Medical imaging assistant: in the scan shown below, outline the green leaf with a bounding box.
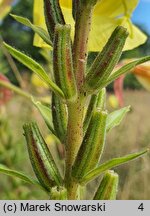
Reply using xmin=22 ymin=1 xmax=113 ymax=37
xmin=3 ymin=42 xmax=64 ymax=98
xmin=103 ymin=56 xmax=150 ymax=87
xmin=32 ymin=98 xmax=54 ymax=133
xmin=10 ymin=14 xmax=52 ymax=46
xmin=106 ymin=106 xmax=130 ymax=132
xmin=80 ymin=149 xmax=148 ymax=184
xmin=0 ymin=164 xmax=45 ymax=191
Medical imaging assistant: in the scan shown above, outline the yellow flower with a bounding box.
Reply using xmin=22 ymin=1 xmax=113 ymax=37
xmin=33 ymin=0 xmax=147 ymax=51
xmin=0 ymin=0 xmax=13 ymax=20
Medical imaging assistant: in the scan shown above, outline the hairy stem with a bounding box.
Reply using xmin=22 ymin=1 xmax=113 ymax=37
xmin=64 ymin=3 xmax=93 ymax=200
xmin=73 ymin=5 xmax=93 ymax=90
xmin=65 ymin=95 xmax=85 ymax=199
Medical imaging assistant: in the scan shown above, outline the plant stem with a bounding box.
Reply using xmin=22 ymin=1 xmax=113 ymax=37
xmin=73 ymin=5 xmax=93 ymax=90
xmin=65 ymin=96 xmax=85 ymax=199
xmin=64 ymin=3 xmax=93 ymax=200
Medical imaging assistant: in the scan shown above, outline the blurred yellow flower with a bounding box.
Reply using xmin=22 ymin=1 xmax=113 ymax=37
xmin=33 ymin=0 xmax=147 ymax=51
xmin=0 ymin=0 xmax=13 ymax=20
xmin=108 ymin=95 xmax=119 ymax=109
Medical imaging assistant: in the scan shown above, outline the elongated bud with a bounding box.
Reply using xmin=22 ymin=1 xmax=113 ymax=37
xmin=43 ymin=0 xmax=65 ymax=41
xmin=52 ymin=93 xmax=67 ymax=143
xmin=53 ymin=24 xmax=77 ymax=102
xmin=72 ymin=110 xmax=107 ymax=179
xmin=72 ymin=0 xmax=81 ymax=20
xmin=93 ymin=170 xmax=119 ymax=200
xmin=23 ymin=122 xmax=63 ymax=191
xmin=83 ymin=88 xmax=106 ymax=134
xmin=85 ymin=26 xmax=128 ymax=93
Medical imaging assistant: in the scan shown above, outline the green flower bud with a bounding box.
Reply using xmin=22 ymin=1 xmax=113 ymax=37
xmin=53 ymin=24 xmax=77 ymax=102
xmin=43 ymin=0 xmax=65 ymax=41
xmin=93 ymin=170 xmax=119 ymax=200
xmin=85 ymin=26 xmax=128 ymax=93
xmin=72 ymin=110 xmax=107 ymax=179
xmin=52 ymin=92 xmax=67 ymax=143
xmin=23 ymin=122 xmax=63 ymax=192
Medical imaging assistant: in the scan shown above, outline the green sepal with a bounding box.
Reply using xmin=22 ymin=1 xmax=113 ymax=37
xmin=10 ymin=14 xmax=52 ymax=46
xmin=23 ymin=122 xmax=63 ymax=191
xmin=80 ymin=149 xmax=148 ymax=184
xmin=93 ymin=170 xmax=119 ymax=200
xmin=50 ymin=186 xmax=67 ymax=200
xmin=52 ymin=93 xmax=67 ymax=143
xmin=53 ymin=24 xmax=77 ymax=102
xmin=72 ymin=110 xmax=107 ymax=179
xmin=3 ymin=42 xmax=64 ymax=99
xmin=44 ymin=0 xmax=65 ymax=41
xmin=106 ymin=106 xmax=130 ymax=132
xmin=84 ymin=26 xmax=128 ymax=93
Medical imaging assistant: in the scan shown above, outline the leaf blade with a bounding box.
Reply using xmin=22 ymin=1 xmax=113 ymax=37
xmin=107 ymin=106 xmax=130 ymax=132
xmin=10 ymin=14 xmax=52 ymax=46
xmin=0 ymin=164 xmax=45 ymax=191
xmin=80 ymin=149 xmax=148 ymax=184
xmin=103 ymin=56 xmax=150 ymax=87
xmin=3 ymin=42 xmax=64 ymax=98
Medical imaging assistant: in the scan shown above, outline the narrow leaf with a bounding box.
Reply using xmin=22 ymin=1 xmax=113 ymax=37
xmin=10 ymin=14 xmax=52 ymax=46
xmin=32 ymin=98 xmax=54 ymax=134
xmin=0 ymin=164 xmax=44 ymax=191
xmin=3 ymin=42 xmax=64 ymax=98
xmin=103 ymin=56 xmax=150 ymax=88
xmin=80 ymin=149 xmax=148 ymax=184
xmin=107 ymin=106 xmax=130 ymax=132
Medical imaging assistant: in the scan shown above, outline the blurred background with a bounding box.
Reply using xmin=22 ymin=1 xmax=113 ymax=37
xmin=0 ymin=0 xmax=150 ymax=199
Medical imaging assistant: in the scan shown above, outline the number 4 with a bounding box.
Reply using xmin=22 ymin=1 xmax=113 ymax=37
xmin=138 ymin=203 xmax=144 ymax=211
